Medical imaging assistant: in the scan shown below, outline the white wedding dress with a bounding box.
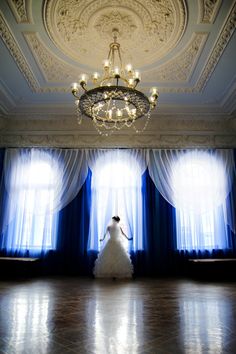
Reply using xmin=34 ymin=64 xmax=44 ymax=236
xmin=93 ymin=224 xmax=133 ymax=278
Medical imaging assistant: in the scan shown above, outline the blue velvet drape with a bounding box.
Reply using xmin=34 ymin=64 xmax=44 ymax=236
xmin=0 ymin=149 xmax=6 ymax=243
xmin=0 ymin=149 xmax=5 ymax=174
xmin=131 ymin=169 xmax=177 ymax=276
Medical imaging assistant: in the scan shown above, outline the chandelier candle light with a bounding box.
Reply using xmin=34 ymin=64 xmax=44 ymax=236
xmin=71 ymin=29 xmax=159 ymax=135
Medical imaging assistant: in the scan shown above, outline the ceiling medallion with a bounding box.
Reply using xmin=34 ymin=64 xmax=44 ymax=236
xmin=43 ymin=0 xmax=187 ymax=68
xmin=71 ymin=29 xmax=158 ymax=135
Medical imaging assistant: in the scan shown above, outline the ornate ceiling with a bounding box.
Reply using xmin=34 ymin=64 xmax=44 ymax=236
xmin=0 ymin=0 xmax=235 ymax=147
xmin=43 ymin=0 xmax=186 ymax=68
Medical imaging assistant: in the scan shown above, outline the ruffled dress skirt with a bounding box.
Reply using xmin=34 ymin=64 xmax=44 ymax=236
xmin=93 ymin=237 xmax=133 ymax=278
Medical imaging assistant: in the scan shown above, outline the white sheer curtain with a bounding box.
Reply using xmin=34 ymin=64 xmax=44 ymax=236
xmin=147 ymin=149 xmax=235 ymax=250
xmin=87 ymin=149 xmax=146 ymax=252
xmin=1 ymin=148 xmax=88 ymax=253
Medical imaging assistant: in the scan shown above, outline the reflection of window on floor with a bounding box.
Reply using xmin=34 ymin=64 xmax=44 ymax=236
xmin=88 ymin=286 xmax=143 ymax=353
xmin=89 ymin=152 xmax=143 ymax=251
xmin=172 ymin=152 xmax=228 ymax=250
xmin=8 ymin=158 xmax=58 ymax=250
xmin=0 ymin=287 xmax=51 ymax=354
xmin=180 ymin=295 xmax=229 ymax=352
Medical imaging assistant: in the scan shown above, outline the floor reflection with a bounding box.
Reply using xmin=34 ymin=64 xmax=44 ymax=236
xmin=0 ymin=279 xmax=236 ymax=353
xmin=87 ymin=283 xmax=142 ymax=354
xmin=179 ymin=284 xmax=233 ymax=353
xmin=0 ymin=283 xmax=52 ymax=353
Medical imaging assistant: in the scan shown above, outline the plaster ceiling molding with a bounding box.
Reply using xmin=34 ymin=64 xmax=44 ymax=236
xmin=22 ymin=134 xmax=50 ymax=145
xmin=6 ymin=116 xmax=88 ymax=131
xmin=7 ymin=0 xmax=32 ymax=24
xmin=143 ymin=33 xmax=208 ymax=83
xmin=37 ymin=84 xmax=192 ymax=95
xmin=158 ymin=118 xmax=228 ymax=131
xmin=186 ymin=134 xmax=214 ymax=145
xmin=36 ymin=84 xmax=197 ymax=94
xmin=194 ymin=1 xmax=236 ymax=92
xmin=50 ymin=134 xmax=76 ymax=144
xmin=24 ymin=32 xmax=79 ymax=83
xmin=154 ymin=3 xmax=236 ymax=94
xmin=0 ymin=132 xmax=235 ymax=148
xmin=0 ymin=11 xmax=39 ymax=91
xmin=43 ymin=0 xmax=187 ymax=69
xmin=4 ymin=115 xmax=231 ymax=134
xmin=37 ymin=4 xmax=235 ymax=96
xmin=198 ymin=0 xmax=222 ymax=24
xmin=38 ymin=86 xmax=69 ymax=93
xmin=157 ymin=87 xmax=193 ymax=93
xmin=160 ymin=134 xmax=186 ymax=145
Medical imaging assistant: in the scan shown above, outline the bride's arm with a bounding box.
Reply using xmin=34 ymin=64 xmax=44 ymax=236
xmin=120 ymin=227 xmax=133 ymax=241
xmin=100 ymin=228 xmax=108 ymax=242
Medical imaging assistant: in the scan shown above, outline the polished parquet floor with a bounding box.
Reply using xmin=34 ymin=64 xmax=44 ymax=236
xmin=0 ymin=277 xmax=236 ymax=354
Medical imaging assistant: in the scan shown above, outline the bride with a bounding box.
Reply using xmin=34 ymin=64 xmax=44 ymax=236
xmin=93 ymin=216 xmax=134 ymax=278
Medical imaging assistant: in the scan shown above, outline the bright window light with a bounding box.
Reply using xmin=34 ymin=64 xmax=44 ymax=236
xmin=8 ymin=154 xmax=59 ymax=251
xmin=172 ymin=151 xmax=229 ymax=250
xmin=88 ymin=151 xmax=143 ymax=251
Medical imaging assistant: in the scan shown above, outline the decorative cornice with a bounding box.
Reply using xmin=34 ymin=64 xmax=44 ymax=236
xmin=0 ymin=115 xmax=236 ymax=148
xmin=143 ymin=33 xmax=208 ymax=83
xmin=158 ymin=2 xmax=235 ymax=94
xmin=1 ymin=114 xmax=235 ymax=148
xmin=198 ymin=0 xmax=222 ymax=24
xmin=7 ymin=0 xmax=32 ymax=24
xmin=4 ymin=115 xmax=233 ymax=132
xmin=194 ymin=2 xmax=236 ymax=92
xmin=24 ymin=32 xmax=79 ymax=82
xmin=0 ymin=133 xmax=235 ymax=148
xmin=0 ymin=11 xmax=39 ymax=91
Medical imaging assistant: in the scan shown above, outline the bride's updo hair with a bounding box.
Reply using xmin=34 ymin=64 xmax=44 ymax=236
xmin=112 ymin=216 xmax=120 ymax=223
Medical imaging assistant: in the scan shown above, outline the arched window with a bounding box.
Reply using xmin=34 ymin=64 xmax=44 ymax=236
xmin=172 ymin=151 xmax=230 ymax=250
xmin=2 ymin=151 xmax=59 ymax=253
xmin=88 ymin=151 xmax=143 ymax=251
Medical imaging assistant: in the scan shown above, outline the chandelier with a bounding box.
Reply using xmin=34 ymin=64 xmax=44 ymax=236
xmin=71 ymin=29 xmax=159 ymax=135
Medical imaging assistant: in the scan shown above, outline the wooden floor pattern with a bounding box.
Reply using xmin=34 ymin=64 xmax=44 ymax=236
xmin=0 ymin=277 xmax=236 ymax=354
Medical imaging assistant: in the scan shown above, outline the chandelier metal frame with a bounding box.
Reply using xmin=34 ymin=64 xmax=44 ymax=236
xmin=71 ymin=29 xmax=158 ymax=135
